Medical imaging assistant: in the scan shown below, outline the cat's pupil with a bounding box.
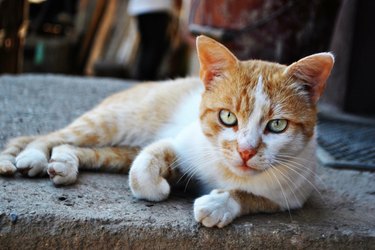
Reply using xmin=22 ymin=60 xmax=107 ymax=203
xmin=219 ymin=109 xmax=237 ymax=127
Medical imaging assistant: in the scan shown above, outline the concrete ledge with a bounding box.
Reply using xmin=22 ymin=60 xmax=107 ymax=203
xmin=0 ymin=75 xmax=374 ymax=249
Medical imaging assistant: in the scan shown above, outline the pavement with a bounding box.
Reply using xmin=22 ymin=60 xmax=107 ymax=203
xmin=0 ymin=75 xmax=374 ymax=249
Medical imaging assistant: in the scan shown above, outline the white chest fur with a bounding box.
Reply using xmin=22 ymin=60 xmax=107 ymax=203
xmin=156 ymin=85 xmax=203 ymax=140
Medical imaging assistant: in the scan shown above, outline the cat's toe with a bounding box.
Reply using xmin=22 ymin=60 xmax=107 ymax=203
xmin=129 ymin=170 xmax=170 ymax=202
xmin=15 ymin=149 xmax=48 ymax=177
xmin=47 ymin=161 xmax=78 ymax=186
xmin=129 ymin=151 xmax=171 ymax=202
xmin=0 ymin=160 xmax=17 ymax=176
xmin=194 ymin=190 xmax=241 ymax=228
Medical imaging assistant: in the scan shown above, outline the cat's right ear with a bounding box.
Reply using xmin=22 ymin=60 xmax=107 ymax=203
xmin=285 ymin=52 xmax=335 ymax=103
xmin=196 ymin=35 xmax=238 ymax=89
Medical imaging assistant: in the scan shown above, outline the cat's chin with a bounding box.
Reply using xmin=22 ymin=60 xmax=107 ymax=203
xmin=228 ymin=163 xmax=263 ymax=177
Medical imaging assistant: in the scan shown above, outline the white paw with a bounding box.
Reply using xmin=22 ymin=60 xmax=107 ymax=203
xmin=0 ymin=160 xmax=17 ymax=175
xmin=15 ymin=149 xmax=48 ymax=177
xmin=48 ymin=145 xmax=79 ymax=185
xmin=194 ymin=190 xmax=241 ymax=228
xmin=47 ymin=159 xmax=78 ymax=186
xmin=129 ymin=153 xmax=170 ymax=202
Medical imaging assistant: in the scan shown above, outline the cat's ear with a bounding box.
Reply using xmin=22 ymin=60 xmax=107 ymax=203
xmin=196 ymin=35 xmax=238 ymax=89
xmin=286 ymin=52 xmax=334 ymax=103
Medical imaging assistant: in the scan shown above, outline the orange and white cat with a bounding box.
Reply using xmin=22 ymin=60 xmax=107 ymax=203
xmin=0 ymin=36 xmax=334 ymax=228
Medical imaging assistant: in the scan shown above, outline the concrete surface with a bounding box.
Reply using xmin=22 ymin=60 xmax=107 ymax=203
xmin=0 ymin=75 xmax=374 ymax=249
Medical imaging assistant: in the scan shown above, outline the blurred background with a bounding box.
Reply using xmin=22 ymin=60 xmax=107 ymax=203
xmin=0 ymin=0 xmax=374 ymax=116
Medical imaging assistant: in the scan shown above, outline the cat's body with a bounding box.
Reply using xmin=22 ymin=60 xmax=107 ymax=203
xmin=0 ymin=36 xmax=334 ymax=227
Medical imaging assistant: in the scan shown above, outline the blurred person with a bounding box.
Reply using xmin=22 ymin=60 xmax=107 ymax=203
xmin=128 ymin=0 xmax=174 ymax=80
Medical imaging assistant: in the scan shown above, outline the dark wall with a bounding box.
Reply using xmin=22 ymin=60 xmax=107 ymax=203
xmin=344 ymin=0 xmax=375 ymax=115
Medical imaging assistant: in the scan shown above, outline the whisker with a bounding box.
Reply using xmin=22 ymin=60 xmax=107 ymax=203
xmin=274 ymin=156 xmax=328 ymax=190
xmin=184 ymin=168 xmax=200 ymax=192
xmin=273 ymin=159 xmax=324 ymax=201
xmin=176 ymin=165 xmax=195 ymax=184
xmin=169 ymin=149 xmax=217 ymax=170
xmin=270 ymin=163 xmax=306 ymax=205
xmin=277 ymin=154 xmax=315 ymax=164
xmin=274 ymin=156 xmax=316 ymax=178
xmin=266 ymin=169 xmax=292 ymax=220
xmin=171 ymin=152 xmax=218 ymax=184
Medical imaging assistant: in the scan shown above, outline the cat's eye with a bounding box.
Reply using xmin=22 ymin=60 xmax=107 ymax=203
xmin=219 ymin=109 xmax=237 ymax=127
xmin=266 ymin=119 xmax=288 ymax=133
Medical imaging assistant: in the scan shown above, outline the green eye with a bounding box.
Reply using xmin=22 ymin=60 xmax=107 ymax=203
xmin=219 ymin=109 xmax=237 ymax=127
xmin=266 ymin=119 xmax=288 ymax=133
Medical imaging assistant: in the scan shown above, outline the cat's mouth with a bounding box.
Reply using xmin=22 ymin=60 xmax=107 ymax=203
xmin=238 ymin=163 xmax=261 ymax=172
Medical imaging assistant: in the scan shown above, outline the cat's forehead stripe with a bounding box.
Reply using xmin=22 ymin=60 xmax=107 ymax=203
xmin=236 ymin=74 xmax=263 ymax=115
xmin=237 ymin=75 xmax=270 ymax=149
xmin=255 ymin=75 xmax=264 ymax=95
xmin=253 ymin=75 xmax=270 ymax=123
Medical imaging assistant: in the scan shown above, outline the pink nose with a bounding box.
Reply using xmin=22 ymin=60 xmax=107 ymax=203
xmin=238 ymin=148 xmax=257 ymax=162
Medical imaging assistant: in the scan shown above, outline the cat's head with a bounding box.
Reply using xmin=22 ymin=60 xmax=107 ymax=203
xmin=196 ymin=35 xmax=334 ymax=177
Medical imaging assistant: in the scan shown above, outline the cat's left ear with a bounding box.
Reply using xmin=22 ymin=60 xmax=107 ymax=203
xmin=196 ymin=35 xmax=238 ymax=89
xmin=286 ymin=52 xmax=334 ymax=103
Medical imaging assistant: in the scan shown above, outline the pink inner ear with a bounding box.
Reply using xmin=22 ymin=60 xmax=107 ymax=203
xmin=200 ymin=67 xmax=219 ymax=86
xmin=196 ymin=35 xmax=238 ymax=89
xmin=288 ymin=53 xmax=334 ymax=103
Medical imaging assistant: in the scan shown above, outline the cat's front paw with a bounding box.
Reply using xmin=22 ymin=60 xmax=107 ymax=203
xmin=15 ymin=149 xmax=48 ymax=176
xmin=0 ymin=160 xmax=17 ymax=176
xmin=129 ymin=153 xmax=170 ymax=202
xmin=194 ymin=190 xmax=241 ymax=228
xmin=47 ymin=160 xmax=78 ymax=185
xmin=48 ymin=145 xmax=79 ymax=185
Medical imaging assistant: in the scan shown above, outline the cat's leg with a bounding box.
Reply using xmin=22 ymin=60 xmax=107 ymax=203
xmin=14 ymin=112 xmax=119 ymax=177
xmin=0 ymin=136 xmax=35 ymax=176
xmin=15 ymin=135 xmax=57 ymax=177
xmin=48 ymin=144 xmax=140 ymax=185
xmin=129 ymin=139 xmax=179 ymax=202
xmin=194 ymin=190 xmax=280 ymax=228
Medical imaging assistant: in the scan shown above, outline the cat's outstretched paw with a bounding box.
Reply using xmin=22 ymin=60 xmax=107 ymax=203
xmin=0 ymin=160 xmax=17 ymax=176
xmin=194 ymin=190 xmax=241 ymax=228
xmin=47 ymin=160 xmax=78 ymax=185
xmin=48 ymin=145 xmax=78 ymax=185
xmin=15 ymin=149 xmax=48 ymax=176
xmin=129 ymin=153 xmax=171 ymax=202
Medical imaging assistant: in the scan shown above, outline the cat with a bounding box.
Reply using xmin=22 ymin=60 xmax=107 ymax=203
xmin=0 ymin=35 xmax=334 ymax=228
